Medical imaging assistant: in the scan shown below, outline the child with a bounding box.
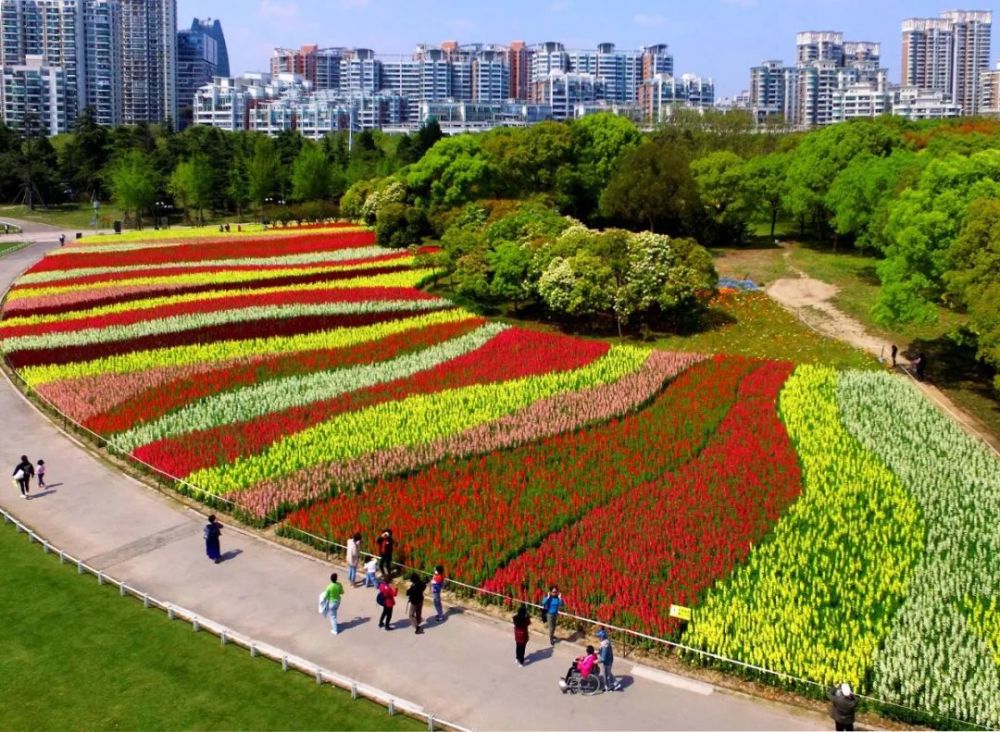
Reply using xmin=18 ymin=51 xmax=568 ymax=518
xmin=430 ymin=564 xmax=446 ymax=621
xmin=35 ymin=459 xmax=46 ymax=489
xmin=560 ymin=645 xmax=599 ymax=690
xmin=364 ymin=556 xmax=378 ymax=588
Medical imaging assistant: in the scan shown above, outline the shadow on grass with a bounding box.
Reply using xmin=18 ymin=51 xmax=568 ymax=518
xmin=906 ymin=333 xmax=1000 ymax=429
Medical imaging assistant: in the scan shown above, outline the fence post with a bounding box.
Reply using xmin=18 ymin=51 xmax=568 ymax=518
xmin=427 ymin=713 xmax=435 ymax=731
xmin=282 ymin=656 xmax=288 ymax=672
xmin=168 ymin=606 xmax=175 ymax=621
xmin=143 ymin=593 xmax=149 ymax=608
xmin=59 ymin=550 xmax=65 ymax=564
xmin=220 ymin=631 xmax=227 ymax=646
xmin=388 ymin=698 xmax=395 ymax=716
xmin=250 ymin=644 xmax=258 ymax=658
xmin=77 ymin=559 xmax=83 ymax=575
xmin=351 ymin=682 xmax=357 ymax=700
xmin=43 ymin=541 xmax=50 ymax=554
xmin=315 ymin=669 xmax=322 ymax=685
xmin=192 ymin=618 xmax=200 ymax=632
xmin=97 ymin=572 xmax=104 ymax=585
xmin=120 ymin=583 xmax=126 ymax=597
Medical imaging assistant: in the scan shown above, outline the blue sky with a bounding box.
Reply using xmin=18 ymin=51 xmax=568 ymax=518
xmin=178 ymin=1 xmax=998 ymax=96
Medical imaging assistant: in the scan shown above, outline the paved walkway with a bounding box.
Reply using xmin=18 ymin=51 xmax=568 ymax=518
xmin=0 ymin=240 xmax=828 ymax=731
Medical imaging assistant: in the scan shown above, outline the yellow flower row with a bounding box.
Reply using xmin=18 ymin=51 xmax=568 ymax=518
xmin=20 ymin=305 xmax=469 ymax=386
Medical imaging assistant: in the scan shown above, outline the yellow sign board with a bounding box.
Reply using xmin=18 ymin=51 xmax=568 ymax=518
xmin=669 ymin=604 xmax=693 ymax=622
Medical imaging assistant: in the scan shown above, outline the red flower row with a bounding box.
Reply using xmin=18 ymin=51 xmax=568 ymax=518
xmin=16 ymin=252 xmax=408 ymax=291
xmin=85 ymin=317 xmax=485 ymax=434
xmin=27 ymin=231 xmax=377 ymax=273
xmin=482 ymin=361 xmax=800 ymax=638
xmin=283 ymin=356 xmax=756 ymax=584
xmin=4 ymin=265 xmax=413 ymax=320
xmin=133 ymin=328 xmax=609 ymax=477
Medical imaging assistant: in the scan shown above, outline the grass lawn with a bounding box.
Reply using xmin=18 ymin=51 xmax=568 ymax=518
xmin=0 ymin=241 xmax=27 ymax=257
xmin=0 ymin=203 xmax=118 ymax=230
xmin=0 ymin=520 xmax=421 ymax=731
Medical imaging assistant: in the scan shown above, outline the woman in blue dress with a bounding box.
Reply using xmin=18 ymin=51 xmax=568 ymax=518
xmin=204 ymin=515 xmax=222 ymax=563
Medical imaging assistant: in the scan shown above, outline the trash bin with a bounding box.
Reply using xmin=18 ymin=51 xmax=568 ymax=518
xmin=113 ymin=220 xmax=122 ymax=234
xmin=75 ymin=232 xmax=82 ymax=240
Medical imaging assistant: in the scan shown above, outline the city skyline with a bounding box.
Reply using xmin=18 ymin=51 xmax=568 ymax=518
xmin=179 ymin=0 xmax=1000 ymax=97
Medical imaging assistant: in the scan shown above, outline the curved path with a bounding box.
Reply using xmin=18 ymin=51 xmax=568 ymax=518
xmin=0 ymin=241 xmax=827 ymax=731
xmin=767 ymin=250 xmax=1000 ymax=456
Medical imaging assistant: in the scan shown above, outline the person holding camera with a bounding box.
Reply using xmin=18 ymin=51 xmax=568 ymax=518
xmin=540 ymin=586 xmax=565 ymax=645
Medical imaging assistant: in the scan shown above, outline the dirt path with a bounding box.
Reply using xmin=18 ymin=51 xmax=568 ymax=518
xmin=766 ymin=248 xmax=1000 ymax=456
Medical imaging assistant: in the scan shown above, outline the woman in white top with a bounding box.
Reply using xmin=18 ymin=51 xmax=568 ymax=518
xmin=346 ymin=532 xmax=362 ymax=586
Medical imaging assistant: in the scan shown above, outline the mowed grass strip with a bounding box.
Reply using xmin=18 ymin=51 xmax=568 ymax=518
xmin=0 ymin=521 xmax=420 ymax=731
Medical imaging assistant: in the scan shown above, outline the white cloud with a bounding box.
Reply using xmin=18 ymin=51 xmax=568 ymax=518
xmin=633 ymin=12 xmax=666 ymax=26
xmin=258 ymin=0 xmax=299 ymax=20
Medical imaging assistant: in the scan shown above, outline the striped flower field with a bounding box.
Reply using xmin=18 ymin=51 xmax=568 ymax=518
xmin=2 ymin=226 xmax=998 ymax=728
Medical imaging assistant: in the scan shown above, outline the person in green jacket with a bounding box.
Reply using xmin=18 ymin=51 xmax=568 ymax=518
xmin=324 ymin=573 xmax=345 ymax=635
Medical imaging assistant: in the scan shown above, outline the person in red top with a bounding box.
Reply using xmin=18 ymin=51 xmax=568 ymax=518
xmin=377 ymin=579 xmax=397 ymax=631
xmin=513 ymin=605 xmax=531 ymax=667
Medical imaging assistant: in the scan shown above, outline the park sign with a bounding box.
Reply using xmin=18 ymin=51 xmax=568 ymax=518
xmin=669 ymin=604 xmax=693 ymax=622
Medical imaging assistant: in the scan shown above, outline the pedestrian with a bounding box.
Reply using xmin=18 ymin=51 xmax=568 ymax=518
xmin=225 ymin=223 xmax=231 ymax=233
xmin=346 ymin=532 xmax=361 ymax=586
xmin=541 ymin=586 xmax=565 ymax=645
xmin=376 ymin=577 xmax=396 ymax=630
xmin=59 ymin=234 xmax=65 ymax=247
xmin=916 ymin=352 xmax=928 ymax=380
xmin=364 ymin=555 xmax=378 ymax=588
xmin=11 ymin=455 xmax=33 ymax=499
xmin=513 ymin=604 xmax=531 ymax=666
xmin=596 ymin=628 xmax=621 ymax=691
xmin=322 ymin=572 xmax=344 ymax=635
xmin=376 ymin=529 xmax=394 ymax=579
xmin=827 ymin=682 xmax=858 ymax=731
xmin=35 ymin=459 xmax=46 ymax=489
xmin=406 ymin=572 xmax=426 ymax=634
xmin=430 ymin=564 xmax=446 ymax=621
xmin=204 ymin=514 xmax=222 ymax=563
xmin=890 ymin=344 xmax=898 ymax=368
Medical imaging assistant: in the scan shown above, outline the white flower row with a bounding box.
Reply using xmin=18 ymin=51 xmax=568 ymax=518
xmin=837 ymin=371 xmax=1000 ymax=728
xmin=111 ymin=323 xmax=507 ymax=453
xmin=2 ymin=299 xmax=450 ymax=354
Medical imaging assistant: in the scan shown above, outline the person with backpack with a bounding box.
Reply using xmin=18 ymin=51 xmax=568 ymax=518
xmin=12 ymin=455 xmax=34 ymax=499
xmin=406 ymin=573 xmax=426 ymax=634
xmin=376 ymin=578 xmax=397 ymax=630
xmin=541 ymin=586 xmax=565 ymax=645
xmin=376 ymin=529 xmax=394 ymax=579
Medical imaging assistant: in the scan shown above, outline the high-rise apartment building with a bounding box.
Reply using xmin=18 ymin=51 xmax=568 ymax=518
xmin=749 ymin=60 xmax=789 ymax=123
xmin=120 ymin=0 xmax=176 ymax=124
xmin=177 ymin=18 xmax=226 ymax=127
xmin=0 ymin=0 xmax=84 ymax=121
xmin=505 ymin=40 xmax=531 ymax=101
xmin=1 ymin=53 xmax=67 ymax=134
xmin=82 ymin=0 xmax=120 ymax=125
xmin=194 ymin=17 xmax=227 ymax=76
xmin=902 ymin=10 xmax=991 ymax=115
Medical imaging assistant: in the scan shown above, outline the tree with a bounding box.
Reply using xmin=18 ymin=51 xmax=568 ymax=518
xmin=599 ymin=138 xmax=697 ymax=234
xmin=405 ymin=135 xmax=495 ymax=209
xmin=945 ymin=198 xmax=1000 ymax=390
xmin=168 ymin=155 xmax=214 ymax=224
xmin=291 ymin=143 xmax=333 ymax=202
xmin=246 ymin=135 xmax=281 ymax=219
xmin=691 ymin=150 xmax=753 ymax=245
xmin=108 ymin=150 xmax=159 ymax=228
xmin=564 ymin=113 xmax=641 ymax=220
xmin=375 ymin=201 xmax=426 ymax=248
xmin=743 ymin=152 xmax=788 ymax=240
xmin=619 ymin=232 xmax=717 ymax=323
xmin=227 ymin=152 xmax=250 ymax=222
xmin=874 ymin=149 xmax=1000 ymax=325
xmin=59 ymin=107 xmax=111 ymax=200
xmin=487 ymin=241 xmax=532 ymax=309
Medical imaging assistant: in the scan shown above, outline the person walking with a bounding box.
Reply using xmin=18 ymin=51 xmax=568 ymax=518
xmin=322 ymin=572 xmax=344 ymax=635
xmin=364 ymin=556 xmax=379 ymax=588
xmin=513 ymin=605 xmax=531 ymax=666
xmin=596 ymin=628 xmax=621 ymax=691
xmin=204 ymin=514 xmax=222 ymax=564
xmin=541 ymin=586 xmax=565 ymax=645
xmin=376 ymin=578 xmax=397 ymax=630
xmin=346 ymin=532 xmax=362 ymax=586
xmin=12 ymin=455 xmax=34 ymax=499
xmin=376 ymin=529 xmax=394 ymax=579
xmin=430 ymin=564 xmax=446 ymax=621
xmin=827 ymin=683 xmax=858 ymax=731
xmin=59 ymin=234 xmax=66 ymax=247
xmin=890 ymin=344 xmax=898 ymax=368
xmin=406 ymin=572 xmax=426 ymax=634
xmin=35 ymin=459 xmax=46 ymax=489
